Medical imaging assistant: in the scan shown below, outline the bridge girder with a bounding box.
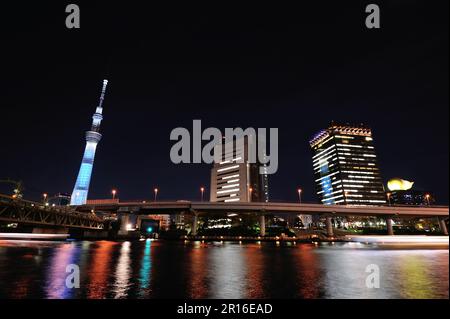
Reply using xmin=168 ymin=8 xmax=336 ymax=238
xmin=77 ymin=201 xmax=449 ymax=218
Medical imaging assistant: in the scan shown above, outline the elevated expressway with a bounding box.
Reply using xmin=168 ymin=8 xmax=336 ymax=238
xmin=78 ymin=200 xmax=449 ymax=237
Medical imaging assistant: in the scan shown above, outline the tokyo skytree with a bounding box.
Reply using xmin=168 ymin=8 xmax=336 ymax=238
xmin=70 ymin=80 xmax=108 ymax=205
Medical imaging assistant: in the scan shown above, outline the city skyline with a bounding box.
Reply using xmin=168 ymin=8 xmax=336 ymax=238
xmin=0 ymin=2 xmax=448 ymax=204
xmin=0 ymin=2 xmax=448 ymax=305
xmin=1 ymin=110 xmax=446 ymax=205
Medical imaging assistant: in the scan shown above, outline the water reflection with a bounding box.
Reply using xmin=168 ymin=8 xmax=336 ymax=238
xmin=293 ymin=244 xmax=322 ymax=298
xmin=208 ymin=242 xmax=246 ymax=299
xmin=317 ymin=244 xmax=450 ymax=299
xmin=7 ymin=249 xmax=43 ymax=298
xmin=45 ymin=243 xmax=80 ymax=299
xmin=187 ymin=241 xmax=209 ymax=298
xmin=0 ymin=240 xmax=447 ymax=299
xmin=86 ymin=241 xmax=115 ymax=299
xmin=394 ymin=251 xmax=449 ymax=299
xmin=113 ymin=241 xmax=131 ymax=299
xmin=242 ymin=244 xmax=265 ymax=298
xmin=319 ymin=246 xmax=375 ymax=299
xmin=138 ymin=239 xmax=152 ymax=298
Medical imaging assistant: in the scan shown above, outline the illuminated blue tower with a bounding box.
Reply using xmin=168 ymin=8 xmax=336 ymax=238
xmin=70 ymin=80 xmax=108 ymax=206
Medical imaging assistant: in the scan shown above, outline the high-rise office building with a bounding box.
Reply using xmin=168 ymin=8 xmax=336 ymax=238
xmin=309 ymin=123 xmax=386 ymax=206
xmin=210 ymin=136 xmax=269 ymax=203
xmin=70 ymin=80 xmax=108 ymax=206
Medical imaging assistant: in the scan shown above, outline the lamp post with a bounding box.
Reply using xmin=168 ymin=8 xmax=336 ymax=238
xmin=200 ymin=187 xmax=205 ymax=202
xmin=297 ymin=188 xmax=302 ymax=203
xmin=249 ymin=187 xmax=253 ymax=202
xmin=154 ymin=188 xmax=158 ymax=202
xmin=112 ymin=189 xmax=117 ymax=200
xmin=43 ymin=193 xmax=48 ymax=206
xmin=386 ymin=192 xmax=391 ymax=206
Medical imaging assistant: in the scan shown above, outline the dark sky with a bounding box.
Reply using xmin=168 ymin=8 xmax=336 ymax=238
xmin=0 ymin=1 xmax=448 ymax=204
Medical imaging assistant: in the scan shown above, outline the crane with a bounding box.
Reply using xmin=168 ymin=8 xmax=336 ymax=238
xmin=0 ymin=179 xmax=24 ymax=199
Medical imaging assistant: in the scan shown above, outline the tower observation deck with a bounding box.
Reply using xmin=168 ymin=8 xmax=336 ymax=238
xmin=70 ymin=80 xmax=108 ymax=206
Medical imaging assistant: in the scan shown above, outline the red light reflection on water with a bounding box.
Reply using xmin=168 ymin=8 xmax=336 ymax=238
xmin=187 ymin=241 xmax=209 ymax=298
xmin=293 ymin=243 xmax=322 ymax=298
xmin=242 ymin=243 xmax=265 ymax=298
xmin=86 ymin=241 xmax=116 ymax=299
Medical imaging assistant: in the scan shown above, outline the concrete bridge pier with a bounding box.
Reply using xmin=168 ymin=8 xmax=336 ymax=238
xmin=325 ymin=216 xmax=334 ymax=237
xmin=438 ymin=217 xmax=448 ymax=235
xmin=386 ymin=217 xmax=394 ymax=235
xmin=259 ymin=214 xmax=266 ymax=237
xmin=191 ymin=213 xmax=199 ymax=236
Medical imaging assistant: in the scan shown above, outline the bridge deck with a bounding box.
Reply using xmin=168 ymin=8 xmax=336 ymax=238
xmin=79 ymin=201 xmax=449 ymax=217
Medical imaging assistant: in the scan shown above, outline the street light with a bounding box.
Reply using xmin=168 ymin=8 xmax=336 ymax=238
xmin=154 ymin=188 xmax=158 ymax=202
xmin=249 ymin=187 xmax=253 ymax=201
xmin=200 ymin=187 xmax=205 ymax=202
xmin=112 ymin=189 xmax=117 ymax=200
xmin=43 ymin=193 xmax=48 ymax=205
xmin=297 ymin=188 xmax=302 ymax=203
xmin=386 ymin=192 xmax=391 ymax=206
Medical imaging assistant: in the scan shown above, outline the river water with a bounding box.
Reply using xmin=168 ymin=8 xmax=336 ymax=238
xmin=0 ymin=240 xmax=447 ymax=299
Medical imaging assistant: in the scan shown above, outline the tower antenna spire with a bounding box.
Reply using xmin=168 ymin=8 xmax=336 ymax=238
xmin=98 ymin=79 xmax=108 ymax=109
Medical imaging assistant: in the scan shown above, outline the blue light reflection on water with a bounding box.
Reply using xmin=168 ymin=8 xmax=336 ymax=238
xmin=138 ymin=239 xmax=152 ymax=297
xmin=45 ymin=242 xmax=81 ymax=299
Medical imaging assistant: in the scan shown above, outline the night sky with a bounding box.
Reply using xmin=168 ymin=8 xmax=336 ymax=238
xmin=0 ymin=2 xmax=448 ymax=204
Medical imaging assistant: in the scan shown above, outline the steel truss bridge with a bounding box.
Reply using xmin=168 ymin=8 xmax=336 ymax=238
xmin=0 ymin=194 xmax=105 ymax=230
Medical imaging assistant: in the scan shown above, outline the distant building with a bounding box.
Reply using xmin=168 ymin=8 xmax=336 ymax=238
xmin=388 ymin=190 xmax=436 ymax=206
xmin=210 ymin=136 xmax=269 ymax=203
xmin=137 ymin=215 xmax=171 ymax=232
xmin=173 ymin=214 xmax=185 ymax=229
xmin=309 ymin=123 xmax=386 ymax=205
xmin=48 ymin=193 xmax=71 ymax=206
xmin=386 ymin=178 xmax=435 ymax=206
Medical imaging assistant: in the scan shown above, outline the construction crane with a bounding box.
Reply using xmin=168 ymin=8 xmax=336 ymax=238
xmin=0 ymin=179 xmax=24 ymax=199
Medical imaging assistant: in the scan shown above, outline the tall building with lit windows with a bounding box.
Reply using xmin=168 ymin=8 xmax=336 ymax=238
xmin=210 ymin=136 xmax=269 ymax=203
xmin=309 ymin=123 xmax=386 ymax=206
xmin=70 ymin=80 xmax=109 ymax=206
